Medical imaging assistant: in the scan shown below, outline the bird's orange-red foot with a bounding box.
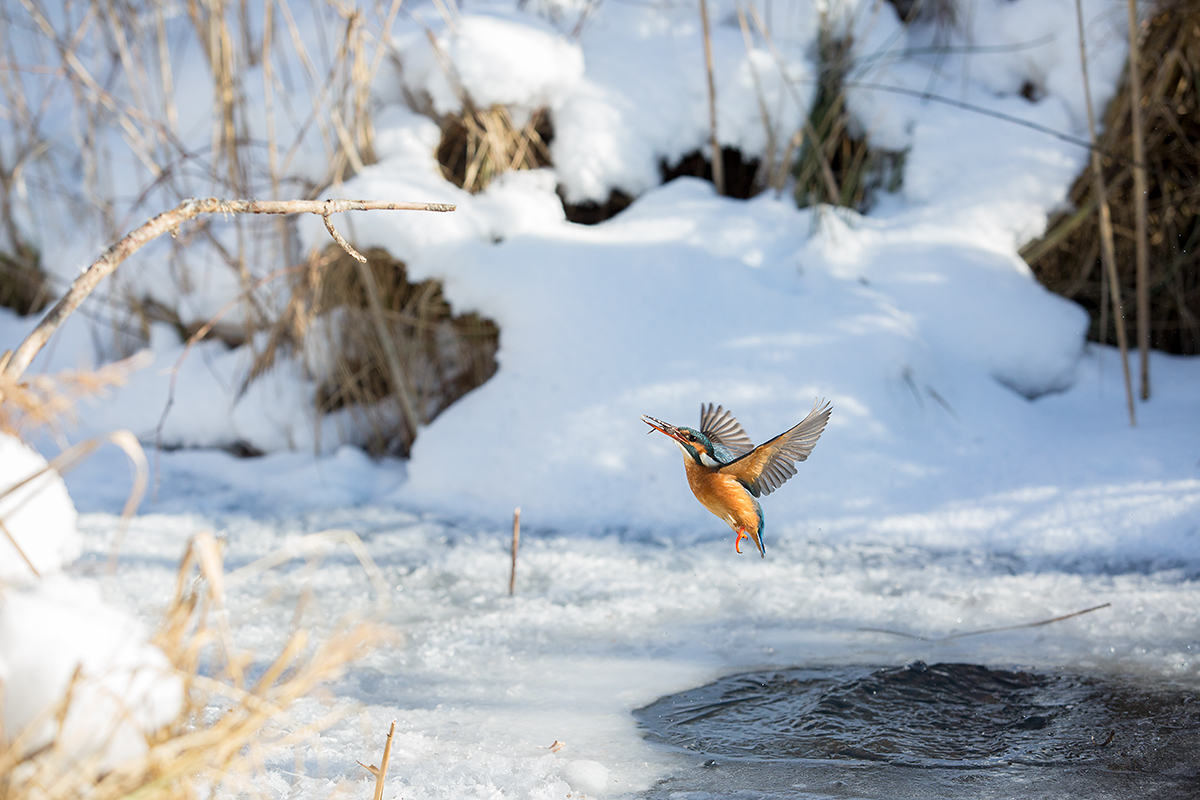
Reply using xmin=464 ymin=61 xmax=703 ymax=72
xmin=734 ymin=529 xmax=749 ymax=554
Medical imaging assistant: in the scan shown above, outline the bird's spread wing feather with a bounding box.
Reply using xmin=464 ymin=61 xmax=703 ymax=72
xmin=720 ymin=400 xmax=832 ymax=497
xmin=699 ymin=403 xmax=754 ymax=460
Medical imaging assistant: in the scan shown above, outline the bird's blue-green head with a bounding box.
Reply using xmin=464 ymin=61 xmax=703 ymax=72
xmin=641 ymin=415 xmax=730 ymax=467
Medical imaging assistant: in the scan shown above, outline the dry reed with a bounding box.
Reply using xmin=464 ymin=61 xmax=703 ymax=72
xmin=0 ymin=355 xmax=145 ymax=436
xmin=253 ymin=245 xmax=499 ymax=456
xmin=0 ymin=530 xmax=389 ymax=800
xmin=1024 ymin=0 xmax=1200 ymax=358
xmin=433 ymin=99 xmax=553 ymax=194
xmin=0 ymin=0 xmax=403 ymax=389
xmin=403 ymin=20 xmax=553 ymax=194
xmin=1 ymin=368 xmax=386 ymax=799
xmin=739 ymin=3 xmax=903 ymax=210
xmin=1073 ymin=0 xmax=1136 ymax=426
xmin=791 ymin=18 xmax=905 ymax=211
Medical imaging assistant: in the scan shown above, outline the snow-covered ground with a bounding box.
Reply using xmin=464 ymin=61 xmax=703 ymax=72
xmin=3 ymin=0 xmax=1198 ymax=797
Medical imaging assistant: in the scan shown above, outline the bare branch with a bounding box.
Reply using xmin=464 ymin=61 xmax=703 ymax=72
xmin=1 ymin=198 xmax=455 ymax=383
xmin=323 ymin=213 xmax=367 ymax=263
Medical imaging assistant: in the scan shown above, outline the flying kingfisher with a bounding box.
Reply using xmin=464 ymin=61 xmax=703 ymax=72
xmin=641 ymin=400 xmax=832 ymax=557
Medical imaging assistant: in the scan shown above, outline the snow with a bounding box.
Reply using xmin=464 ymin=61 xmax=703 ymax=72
xmin=0 ymin=435 xmax=78 ymax=583
xmin=0 ymin=575 xmax=182 ymax=769
xmin=0 ymin=436 xmax=181 ymax=769
xmin=2 ymin=0 xmax=1197 ymax=796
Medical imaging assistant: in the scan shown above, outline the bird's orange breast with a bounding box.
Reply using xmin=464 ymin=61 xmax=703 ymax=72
xmin=683 ymin=460 xmax=762 ymax=534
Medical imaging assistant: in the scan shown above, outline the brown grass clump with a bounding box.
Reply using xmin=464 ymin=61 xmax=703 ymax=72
xmin=436 ymin=104 xmax=554 ymax=193
xmin=256 ymin=245 xmax=499 ymax=456
xmin=1023 ymin=0 xmax=1200 ymax=355
xmin=0 ymin=243 xmax=51 ymax=317
xmin=737 ymin=4 xmax=904 ymax=209
xmin=411 ymin=23 xmax=553 ymax=194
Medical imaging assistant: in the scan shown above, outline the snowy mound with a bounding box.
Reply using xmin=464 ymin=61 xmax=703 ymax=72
xmin=0 ymin=435 xmax=79 ymax=583
xmin=0 ymin=434 xmax=181 ymax=769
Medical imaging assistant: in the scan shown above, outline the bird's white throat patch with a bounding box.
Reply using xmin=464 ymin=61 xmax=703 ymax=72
xmin=698 ymin=452 xmax=721 ymax=468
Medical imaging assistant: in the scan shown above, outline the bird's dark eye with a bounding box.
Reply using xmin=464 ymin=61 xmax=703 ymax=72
xmin=686 ymin=433 xmax=696 ymax=441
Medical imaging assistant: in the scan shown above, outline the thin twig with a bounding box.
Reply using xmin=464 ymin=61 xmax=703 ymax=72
xmin=698 ymin=0 xmax=724 ymax=195
xmin=1 ymin=197 xmax=455 ymax=383
xmin=843 ymin=80 xmax=1135 ymax=165
xmin=1127 ymin=0 xmax=1150 ymax=400
xmin=860 ymin=603 xmax=1112 ymax=643
xmin=1075 ymin=0 xmax=1135 ymax=427
xmin=323 ymin=213 xmax=367 ymax=262
xmin=509 ymin=507 xmax=521 ymax=596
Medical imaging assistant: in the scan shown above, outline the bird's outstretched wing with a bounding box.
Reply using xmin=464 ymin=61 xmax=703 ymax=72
xmin=720 ymin=400 xmax=832 ymax=497
xmin=699 ymin=403 xmax=754 ymax=460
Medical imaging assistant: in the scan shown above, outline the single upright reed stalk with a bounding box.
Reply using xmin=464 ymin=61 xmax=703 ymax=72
xmin=1126 ymin=0 xmax=1151 ymax=400
xmin=1074 ymin=0 xmax=1136 ymax=427
xmin=698 ymin=0 xmax=725 ymax=195
xmin=509 ymin=507 xmax=521 ymax=596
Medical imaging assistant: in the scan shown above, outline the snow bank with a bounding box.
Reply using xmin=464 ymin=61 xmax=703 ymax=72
xmin=0 ymin=434 xmax=78 ymax=583
xmin=0 ymin=576 xmax=182 ymax=769
xmin=0 ymin=434 xmax=181 ymax=769
xmin=8 ymin=1 xmax=1133 ymax=506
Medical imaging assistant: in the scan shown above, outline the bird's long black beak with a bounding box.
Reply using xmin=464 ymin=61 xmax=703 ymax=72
xmin=641 ymin=415 xmax=685 ymax=442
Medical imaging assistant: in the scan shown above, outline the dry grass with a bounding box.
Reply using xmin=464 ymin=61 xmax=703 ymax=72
xmin=0 ymin=355 xmax=143 ymax=436
xmin=0 ymin=530 xmax=388 ymax=800
xmin=253 ymin=245 xmax=499 ymax=456
xmin=1 ymin=0 xmax=493 ymax=453
xmin=791 ymin=21 xmax=905 ymax=212
xmin=0 ymin=0 xmax=397 ymax=362
xmin=405 ymin=19 xmax=553 ymax=194
xmin=731 ymin=3 xmax=904 ymax=210
xmin=1024 ymin=0 xmax=1200 ymax=355
xmin=435 ymin=104 xmax=553 ymax=193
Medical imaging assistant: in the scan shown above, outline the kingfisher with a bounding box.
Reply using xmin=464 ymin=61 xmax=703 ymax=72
xmin=641 ymin=400 xmax=832 ymax=557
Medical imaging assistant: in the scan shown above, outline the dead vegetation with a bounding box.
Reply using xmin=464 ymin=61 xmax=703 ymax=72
xmin=1023 ymin=0 xmax=1200 ymax=356
xmin=0 ymin=351 xmax=387 ymax=798
xmin=436 ymin=104 xmax=554 ymax=193
xmin=791 ymin=20 xmax=906 ymax=212
xmin=255 ymin=245 xmax=499 ymax=456
xmin=0 ymin=0 xmax=442 ymax=449
xmin=675 ymin=2 xmax=905 ymax=212
xmin=0 ymin=243 xmax=51 ymax=317
xmin=0 ymin=357 xmax=142 ymax=437
xmin=0 ymin=528 xmax=388 ymax=800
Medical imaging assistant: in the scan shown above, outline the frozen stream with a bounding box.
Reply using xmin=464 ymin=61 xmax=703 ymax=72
xmin=72 ymin=483 xmax=1200 ymax=799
